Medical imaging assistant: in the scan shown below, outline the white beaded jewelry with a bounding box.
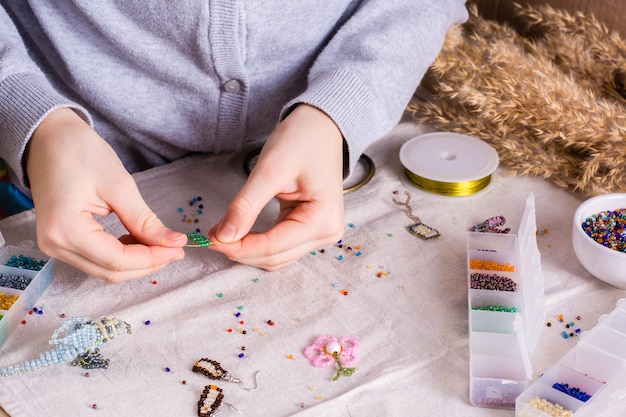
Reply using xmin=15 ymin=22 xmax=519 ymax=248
xmin=0 ymin=316 xmax=131 ymax=377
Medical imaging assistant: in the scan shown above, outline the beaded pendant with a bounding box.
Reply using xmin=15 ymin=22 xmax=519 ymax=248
xmin=186 ymin=232 xmax=212 ymax=248
xmin=192 ymin=358 xmax=259 ymax=391
xmin=197 ymin=384 xmax=224 ymax=417
xmin=193 ymin=359 xmax=227 ymax=380
xmin=392 ymin=191 xmax=440 ymax=240
xmin=406 ymin=222 xmax=440 ymax=240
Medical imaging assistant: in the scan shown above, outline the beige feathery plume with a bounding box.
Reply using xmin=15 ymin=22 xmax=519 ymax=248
xmin=408 ymin=3 xmax=626 ymax=197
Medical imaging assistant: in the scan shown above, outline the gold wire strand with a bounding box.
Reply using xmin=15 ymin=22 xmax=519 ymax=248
xmin=404 ymin=168 xmax=493 ymax=197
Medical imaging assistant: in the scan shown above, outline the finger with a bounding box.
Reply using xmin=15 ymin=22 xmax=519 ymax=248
xmin=52 ymin=244 xmax=176 ymax=283
xmin=215 ymin=166 xmax=291 ymax=243
xmin=103 ymin=176 xmax=188 ymax=248
xmin=44 ymin=211 xmax=184 ymax=280
xmin=210 ymin=226 xmax=337 ymax=271
xmin=210 ymin=204 xmax=343 ymax=269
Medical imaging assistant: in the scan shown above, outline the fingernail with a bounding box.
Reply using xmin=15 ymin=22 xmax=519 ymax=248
xmin=165 ymin=230 xmax=187 ymax=243
xmin=216 ymin=221 xmax=237 ymax=243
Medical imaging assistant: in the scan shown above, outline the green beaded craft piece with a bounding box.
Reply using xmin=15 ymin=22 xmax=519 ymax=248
xmin=186 ymin=232 xmax=212 ymax=248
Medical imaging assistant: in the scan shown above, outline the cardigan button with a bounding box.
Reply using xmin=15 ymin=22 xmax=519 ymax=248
xmin=223 ymin=79 xmax=241 ymax=93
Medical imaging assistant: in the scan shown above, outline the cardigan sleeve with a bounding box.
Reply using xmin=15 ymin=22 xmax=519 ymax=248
xmin=281 ymin=0 xmax=468 ymax=174
xmin=0 ymin=6 xmax=91 ymax=189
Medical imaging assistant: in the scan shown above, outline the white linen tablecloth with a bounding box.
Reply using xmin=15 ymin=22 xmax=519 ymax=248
xmin=0 ymin=122 xmax=624 ymax=417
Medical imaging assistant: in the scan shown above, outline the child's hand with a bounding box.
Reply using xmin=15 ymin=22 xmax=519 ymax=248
xmin=26 ymin=108 xmax=187 ymax=282
xmin=208 ymin=104 xmax=345 ymax=270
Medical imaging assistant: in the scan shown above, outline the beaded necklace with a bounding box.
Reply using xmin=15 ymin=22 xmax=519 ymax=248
xmin=391 ymin=190 xmax=440 ymax=240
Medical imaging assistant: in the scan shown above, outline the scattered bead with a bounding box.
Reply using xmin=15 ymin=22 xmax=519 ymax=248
xmin=576 ymin=315 xmax=582 ymax=321
xmin=165 ymin=367 xmax=171 ymax=372
xmin=287 ymin=354 xmax=294 ymax=360
xmin=152 ymin=280 xmax=157 ymax=285
xmin=316 ymin=395 xmax=323 ymax=401
xmin=332 ymin=282 xmax=339 ymax=288
xmin=238 ymin=353 xmax=245 ymax=358
xmin=237 ymin=306 xmax=244 ymax=310
xmin=546 ymin=321 xmax=552 ymax=327
xmin=241 ymin=346 xmax=246 ymax=351
xmin=21 ymin=320 xmax=26 ymax=325
xmin=217 ymin=293 xmax=224 ymax=298
xmin=227 ymin=328 xmax=233 ymax=333
xmin=144 ymin=320 xmax=151 ymax=325
xmin=239 ymin=320 xmax=244 ymax=325
xmin=235 ymin=312 xmax=241 ymax=317
xmin=182 ymin=380 xmax=187 ymax=385
xmin=267 ymin=320 xmax=274 ymax=326
xmin=252 ymin=278 xmax=259 ymax=283
xmin=92 ymin=404 xmax=98 ymax=410
xmin=340 ymin=289 xmax=348 ymax=296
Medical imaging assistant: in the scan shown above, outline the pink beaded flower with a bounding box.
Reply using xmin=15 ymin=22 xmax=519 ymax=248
xmin=304 ymin=335 xmax=359 ymax=381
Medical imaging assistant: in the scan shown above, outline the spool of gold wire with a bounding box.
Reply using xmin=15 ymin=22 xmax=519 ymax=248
xmin=399 ymin=132 xmax=499 ymax=197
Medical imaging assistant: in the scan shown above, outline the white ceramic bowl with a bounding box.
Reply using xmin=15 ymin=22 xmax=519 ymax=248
xmin=572 ymin=193 xmax=626 ymax=289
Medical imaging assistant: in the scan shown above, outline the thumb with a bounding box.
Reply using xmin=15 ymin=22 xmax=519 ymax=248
xmin=108 ymin=185 xmax=188 ymax=248
xmin=216 ymin=176 xmax=277 ymax=243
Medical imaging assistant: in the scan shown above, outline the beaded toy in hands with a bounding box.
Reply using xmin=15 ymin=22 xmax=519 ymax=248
xmin=0 ymin=316 xmax=131 ymax=377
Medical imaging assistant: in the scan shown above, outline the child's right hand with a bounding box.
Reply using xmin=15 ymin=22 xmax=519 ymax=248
xmin=25 ymin=108 xmax=187 ymax=282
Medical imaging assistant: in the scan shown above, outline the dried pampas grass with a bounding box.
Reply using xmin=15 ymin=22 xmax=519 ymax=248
xmin=408 ymin=3 xmax=626 ymax=197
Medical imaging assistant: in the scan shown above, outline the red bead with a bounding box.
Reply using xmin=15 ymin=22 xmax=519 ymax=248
xmin=92 ymin=404 xmax=97 ymax=409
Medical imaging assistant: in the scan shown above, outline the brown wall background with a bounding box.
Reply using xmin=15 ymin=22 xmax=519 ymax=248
xmin=473 ymin=0 xmax=626 ymax=37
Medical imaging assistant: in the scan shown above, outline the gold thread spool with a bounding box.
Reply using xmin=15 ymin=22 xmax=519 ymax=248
xmin=399 ymin=132 xmax=499 ymax=198
xmin=404 ymin=168 xmax=494 ymax=197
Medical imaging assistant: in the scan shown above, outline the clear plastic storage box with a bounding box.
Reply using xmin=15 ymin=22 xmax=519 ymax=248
xmin=0 ymin=232 xmax=55 ymax=348
xmin=516 ymin=298 xmax=626 ymax=417
xmin=467 ymin=193 xmax=546 ymax=408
